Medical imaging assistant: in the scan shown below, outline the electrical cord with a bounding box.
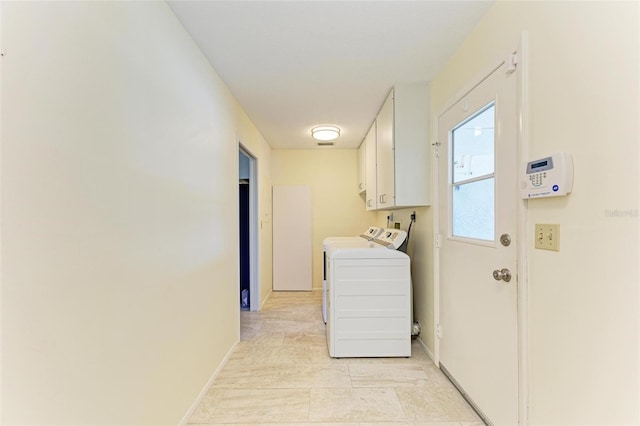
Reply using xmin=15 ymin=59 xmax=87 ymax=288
xmin=398 ymin=214 xmax=415 ymax=254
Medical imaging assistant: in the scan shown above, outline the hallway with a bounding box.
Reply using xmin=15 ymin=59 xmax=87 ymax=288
xmin=187 ymin=291 xmax=482 ymax=425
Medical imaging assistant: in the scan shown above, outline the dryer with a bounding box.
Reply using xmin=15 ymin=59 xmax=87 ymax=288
xmin=321 ymin=226 xmax=384 ymax=323
xmin=323 ymin=226 xmax=384 ymax=246
xmin=325 ymin=230 xmax=411 ymax=358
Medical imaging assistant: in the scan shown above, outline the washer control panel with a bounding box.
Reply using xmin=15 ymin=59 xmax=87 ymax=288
xmin=375 ymin=229 xmax=407 ymax=249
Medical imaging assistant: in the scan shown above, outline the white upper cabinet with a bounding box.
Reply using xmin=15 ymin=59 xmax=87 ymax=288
xmin=374 ymin=84 xmax=430 ymax=209
xmin=364 ymin=122 xmax=377 ymax=210
xmin=376 ymin=91 xmax=395 ymax=208
xmin=357 ymin=139 xmax=366 ymax=194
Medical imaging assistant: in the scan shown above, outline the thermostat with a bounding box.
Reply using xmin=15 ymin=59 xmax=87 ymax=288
xmin=521 ymin=152 xmax=573 ymax=199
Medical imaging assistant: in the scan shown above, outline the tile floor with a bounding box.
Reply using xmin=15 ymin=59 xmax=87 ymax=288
xmin=187 ymin=291 xmax=483 ymax=426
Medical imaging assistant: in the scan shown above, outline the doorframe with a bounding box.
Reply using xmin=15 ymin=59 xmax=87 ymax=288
xmin=239 ymin=144 xmax=260 ymax=312
xmin=432 ymin=33 xmax=529 ymax=424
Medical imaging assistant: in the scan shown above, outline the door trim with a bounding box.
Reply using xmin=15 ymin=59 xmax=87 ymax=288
xmin=432 ymin=32 xmax=529 ymax=425
xmin=239 ymin=144 xmax=260 ymax=312
xmin=515 ymin=32 xmax=530 ymax=426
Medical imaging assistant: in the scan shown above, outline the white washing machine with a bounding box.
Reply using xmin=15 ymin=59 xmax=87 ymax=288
xmin=321 ymin=226 xmax=384 ymax=323
xmin=325 ymin=230 xmax=411 ymax=358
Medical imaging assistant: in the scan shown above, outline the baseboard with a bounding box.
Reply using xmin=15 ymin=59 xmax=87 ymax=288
xmin=178 ymin=341 xmax=238 ymax=425
xmin=260 ymin=289 xmax=272 ymax=309
xmin=416 ymin=336 xmax=435 ymax=362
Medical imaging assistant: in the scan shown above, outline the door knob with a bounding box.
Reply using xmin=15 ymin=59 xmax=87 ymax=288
xmin=492 ymin=268 xmax=512 ymax=282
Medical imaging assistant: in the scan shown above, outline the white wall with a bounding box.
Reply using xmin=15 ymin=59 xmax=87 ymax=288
xmin=271 ymin=150 xmax=378 ymax=290
xmin=0 ymin=2 xmax=272 ymax=424
xmin=239 ymin=151 xmax=250 ymax=180
xmin=430 ymin=1 xmax=639 ymax=424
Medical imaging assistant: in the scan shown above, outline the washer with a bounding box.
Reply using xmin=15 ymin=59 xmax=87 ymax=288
xmin=321 ymin=226 xmax=383 ymax=323
xmin=325 ymin=230 xmax=411 ymax=358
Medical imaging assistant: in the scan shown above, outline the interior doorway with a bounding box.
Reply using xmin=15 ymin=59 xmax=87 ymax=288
xmin=239 ymin=146 xmax=259 ymax=311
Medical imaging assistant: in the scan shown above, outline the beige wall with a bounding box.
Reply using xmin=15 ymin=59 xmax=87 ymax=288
xmin=271 ymin=150 xmax=379 ymax=290
xmin=376 ymin=206 xmax=435 ymax=357
xmin=430 ymin=1 xmax=639 ymax=424
xmin=0 ymin=2 xmax=272 ymax=424
xmin=374 ymin=208 xmax=434 ymax=352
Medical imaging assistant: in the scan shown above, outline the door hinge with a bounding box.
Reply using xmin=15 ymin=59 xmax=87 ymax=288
xmin=506 ymin=51 xmax=518 ymax=74
xmin=435 ymin=233 xmax=442 ymax=248
xmin=436 ymin=323 xmax=442 ymax=338
xmin=432 ymin=141 xmax=440 ymax=158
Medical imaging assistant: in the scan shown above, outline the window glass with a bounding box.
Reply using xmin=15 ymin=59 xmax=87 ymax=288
xmin=452 ymin=178 xmax=495 ymax=240
xmin=451 ymin=103 xmax=495 ymax=241
xmin=452 ymin=104 xmax=495 ymax=184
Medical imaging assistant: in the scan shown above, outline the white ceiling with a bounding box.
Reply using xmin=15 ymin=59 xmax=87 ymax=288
xmin=167 ymin=1 xmax=494 ymax=149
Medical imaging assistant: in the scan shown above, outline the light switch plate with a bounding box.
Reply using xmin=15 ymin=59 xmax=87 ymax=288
xmin=535 ymin=224 xmax=560 ymax=251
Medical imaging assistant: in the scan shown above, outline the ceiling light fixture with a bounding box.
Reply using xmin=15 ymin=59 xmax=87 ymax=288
xmin=311 ymin=125 xmax=340 ymax=141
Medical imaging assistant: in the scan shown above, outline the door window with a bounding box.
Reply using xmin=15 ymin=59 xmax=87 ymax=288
xmin=451 ymin=103 xmax=495 ymax=241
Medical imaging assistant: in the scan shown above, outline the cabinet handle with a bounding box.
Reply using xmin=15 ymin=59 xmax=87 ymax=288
xmin=379 ymin=194 xmax=386 ymax=204
xmin=359 ymin=183 xmax=364 ymax=190
xmin=367 ymin=199 xmax=372 ymax=207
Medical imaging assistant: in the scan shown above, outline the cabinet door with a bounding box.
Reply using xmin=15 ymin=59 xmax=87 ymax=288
xmin=393 ymin=83 xmax=430 ymax=207
xmin=365 ymin=122 xmax=377 ymax=210
xmin=357 ymin=141 xmax=366 ymax=193
xmin=376 ymin=90 xmax=395 ymax=208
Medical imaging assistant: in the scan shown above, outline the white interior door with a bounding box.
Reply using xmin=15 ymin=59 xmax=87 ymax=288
xmin=272 ymin=185 xmax=312 ymax=291
xmin=438 ymin=60 xmax=518 ymax=425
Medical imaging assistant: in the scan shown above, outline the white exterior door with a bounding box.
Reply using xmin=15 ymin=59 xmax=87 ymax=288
xmin=437 ymin=60 xmax=518 ymax=425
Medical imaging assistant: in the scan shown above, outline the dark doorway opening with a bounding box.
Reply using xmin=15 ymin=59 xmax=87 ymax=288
xmin=239 ymin=178 xmax=250 ymax=310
